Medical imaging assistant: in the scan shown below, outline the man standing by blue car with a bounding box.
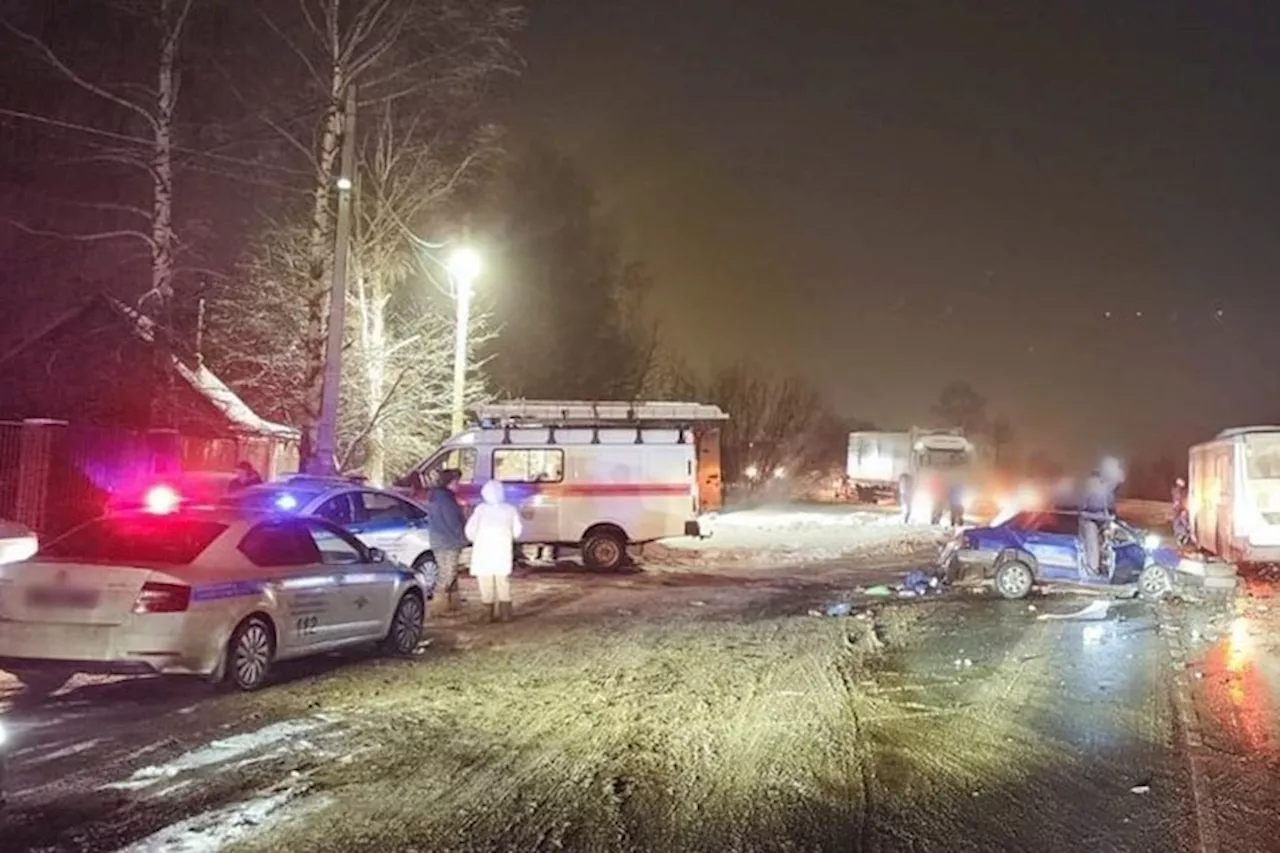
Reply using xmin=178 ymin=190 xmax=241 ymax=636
xmin=1080 ymin=470 xmax=1117 ymax=576
xmin=428 ymin=469 xmax=469 ymax=615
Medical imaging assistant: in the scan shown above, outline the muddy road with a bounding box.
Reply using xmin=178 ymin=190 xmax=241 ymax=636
xmin=0 ymin=549 xmax=1270 ymax=852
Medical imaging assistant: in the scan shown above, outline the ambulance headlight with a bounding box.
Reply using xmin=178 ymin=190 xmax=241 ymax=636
xmin=275 ymin=493 xmax=299 ymax=511
xmin=1144 ymin=533 xmax=1160 ymax=552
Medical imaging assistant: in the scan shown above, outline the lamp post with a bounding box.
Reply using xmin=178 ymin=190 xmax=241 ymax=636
xmin=447 ymin=246 xmax=482 ymax=436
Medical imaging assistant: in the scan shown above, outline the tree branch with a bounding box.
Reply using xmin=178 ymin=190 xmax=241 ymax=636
xmin=2 ymin=219 xmax=157 ymax=250
xmin=1 ymin=19 xmax=159 ymax=132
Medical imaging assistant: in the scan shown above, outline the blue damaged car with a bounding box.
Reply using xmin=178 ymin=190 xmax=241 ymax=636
xmin=938 ymin=508 xmax=1181 ymax=600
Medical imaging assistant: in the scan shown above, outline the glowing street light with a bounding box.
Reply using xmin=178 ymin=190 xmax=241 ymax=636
xmin=448 ymin=246 xmax=482 ymax=435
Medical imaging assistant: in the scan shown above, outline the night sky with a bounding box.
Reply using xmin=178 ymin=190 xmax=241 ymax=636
xmin=507 ymin=1 xmax=1280 ymax=469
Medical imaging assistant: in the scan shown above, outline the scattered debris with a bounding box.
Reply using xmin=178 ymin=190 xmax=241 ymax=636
xmin=864 ymin=585 xmax=894 ymax=597
xmin=812 ymin=602 xmax=857 ymax=618
xmin=1130 ymin=784 xmax=1151 ymax=795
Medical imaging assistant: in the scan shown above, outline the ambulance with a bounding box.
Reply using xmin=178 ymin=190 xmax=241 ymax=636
xmin=408 ymin=401 xmax=728 ymax=570
xmin=1188 ymin=426 xmax=1280 ymax=562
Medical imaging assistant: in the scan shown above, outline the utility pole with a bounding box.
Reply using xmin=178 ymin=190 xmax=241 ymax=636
xmin=310 ymin=83 xmax=357 ymax=475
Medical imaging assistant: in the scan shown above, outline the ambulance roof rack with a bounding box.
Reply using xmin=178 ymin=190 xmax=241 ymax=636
xmin=472 ymin=400 xmax=729 ymax=428
xmin=1216 ymin=425 xmax=1280 ymax=440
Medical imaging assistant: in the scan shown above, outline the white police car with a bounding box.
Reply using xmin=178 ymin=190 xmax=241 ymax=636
xmin=0 ymin=503 xmax=429 ymax=693
xmin=219 ymin=476 xmax=439 ymax=587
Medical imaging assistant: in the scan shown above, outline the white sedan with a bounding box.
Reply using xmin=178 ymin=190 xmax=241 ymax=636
xmin=0 ymin=505 xmax=429 ymax=693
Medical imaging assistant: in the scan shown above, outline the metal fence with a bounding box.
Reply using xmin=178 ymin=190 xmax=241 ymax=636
xmin=44 ymin=424 xmax=153 ymax=538
xmin=0 ymin=421 xmax=22 ymax=520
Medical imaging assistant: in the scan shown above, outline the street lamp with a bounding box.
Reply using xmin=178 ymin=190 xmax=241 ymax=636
xmin=448 ymin=246 xmax=482 ymax=436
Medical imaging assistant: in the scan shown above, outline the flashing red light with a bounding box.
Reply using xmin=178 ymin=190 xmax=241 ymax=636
xmin=144 ymin=485 xmax=181 ymax=514
xmin=132 ymin=581 xmax=191 ymax=614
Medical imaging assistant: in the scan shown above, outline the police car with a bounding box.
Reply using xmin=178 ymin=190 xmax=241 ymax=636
xmin=0 ymin=498 xmax=430 ymax=693
xmin=221 ymin=476 xmax=439 ymax=586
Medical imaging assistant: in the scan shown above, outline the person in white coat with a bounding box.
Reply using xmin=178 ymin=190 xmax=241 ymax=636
xmin=464 ymin=479 xmax=522 ymax=622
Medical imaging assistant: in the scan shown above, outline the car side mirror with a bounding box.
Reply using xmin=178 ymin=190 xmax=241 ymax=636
xmin=368 ymin=547 xmax=386 ymax=563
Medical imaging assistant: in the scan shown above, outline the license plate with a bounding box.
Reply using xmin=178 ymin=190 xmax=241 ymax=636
xmin=26 ymin=587 xmax=101 ymax=608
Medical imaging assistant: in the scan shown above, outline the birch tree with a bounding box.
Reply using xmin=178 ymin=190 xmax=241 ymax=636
xmin=246 ymin=0 xmax=522 ymax=459
xmin=341 ymin=103 xmax=501 ymax=482
xmin=0 ymin=0 xmax=202 ymax=424
xmin=1 ymin=0 xmax=196 ymax=311
xmin=205 ymin=0 xmax=519 ymax=479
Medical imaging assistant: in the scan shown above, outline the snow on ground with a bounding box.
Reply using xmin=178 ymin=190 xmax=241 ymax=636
xmin=116 ymin=786 xmax=329 ymax=853
xmin=103 ymin=716 xmax=339 ymax=792
xmin=647 ymin=504 xmax=947 ymax=569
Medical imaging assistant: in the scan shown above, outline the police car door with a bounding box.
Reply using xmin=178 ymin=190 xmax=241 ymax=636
xmin=351 ymin=490 xmax=427 ymax=567
xmin=302 ymin=518 xmax=390 ymax=641
xmin=238 ymin=520 xmax=345 ymax=653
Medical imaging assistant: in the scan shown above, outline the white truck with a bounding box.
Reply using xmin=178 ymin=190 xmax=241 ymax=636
xmin=1188 ymin=426 xmax=1280 ymax=563
xmin=845 ymin=428 xmax=974 ymax=512
xmin=408 ymin=400 xmax=728 ymax=570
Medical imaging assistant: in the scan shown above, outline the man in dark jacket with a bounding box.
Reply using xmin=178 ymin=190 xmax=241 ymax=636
xmin=1079 ymin=471 xmax=1114 ymax=576
xmin=428 ymin=469 xmax=469 ymax=614
xmin=227 ymin=461 xmax=263 ymax=493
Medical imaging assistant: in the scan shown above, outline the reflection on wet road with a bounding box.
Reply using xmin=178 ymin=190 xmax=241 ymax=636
xmin=859 ymin=596 xmax=1194 ymax=852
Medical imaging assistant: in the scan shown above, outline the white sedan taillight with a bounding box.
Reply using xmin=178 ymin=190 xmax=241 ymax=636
xmin=133 ymin=582 xmax=191 ymax=614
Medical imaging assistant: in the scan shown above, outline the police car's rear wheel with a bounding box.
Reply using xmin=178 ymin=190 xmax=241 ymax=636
xmin=227 ymin=616 xmax=275 ymax=692
xmin=382 ymin=592 xmax=424 ymax=656
xmin=582 ymin=530 xmax=626 ymax=571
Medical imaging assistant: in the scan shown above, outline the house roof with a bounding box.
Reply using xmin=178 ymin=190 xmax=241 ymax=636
xmin=0 ymin=293 xmax=299 ymax=440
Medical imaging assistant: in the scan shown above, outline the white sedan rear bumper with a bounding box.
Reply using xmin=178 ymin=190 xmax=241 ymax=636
xmin=0 ymin=612 xmax=224 ymax=677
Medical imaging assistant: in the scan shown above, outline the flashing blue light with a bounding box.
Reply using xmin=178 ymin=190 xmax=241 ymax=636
xmin=275 ymin=493 xmax=299 ymax=511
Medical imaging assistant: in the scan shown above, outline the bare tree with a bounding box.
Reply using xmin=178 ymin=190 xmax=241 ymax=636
xmin=701 ymin=364 xmax=842 ymax=487
xmin=990 ymin=415 xmax=1015 ymax=467
xmin=247 ymin=0 xmax=523 ymax=458
xmin=1 ymin=1 xmax=205 ymax=425
xmin=932 ymin=380 xmax=989 ymax=436
xmin=1 ymin=0 xmax=196 ymax=311
xmin=206 ymin=1 xmax=519 ymax=480
xmin=342 ymin=103 xmax=501 ymax=481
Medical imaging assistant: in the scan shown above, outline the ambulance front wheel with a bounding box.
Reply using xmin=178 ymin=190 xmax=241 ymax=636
xmin=582 ymin=528 xmax=627 ymax=571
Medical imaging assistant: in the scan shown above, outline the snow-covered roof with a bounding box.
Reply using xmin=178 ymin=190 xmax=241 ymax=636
xmin=172 ymin=361 xmax=299 ymax=440
xmin=107 ymin=296 xmax=299 ymax=440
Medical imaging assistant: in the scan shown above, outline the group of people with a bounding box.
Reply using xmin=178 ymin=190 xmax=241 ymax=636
xmin=897 ymin=472 xmax=966 ymax=527
xmin=419 ymin=470 xmax=523 ymax=623
xmin=230 ymin=461 xmax=523 ymax=623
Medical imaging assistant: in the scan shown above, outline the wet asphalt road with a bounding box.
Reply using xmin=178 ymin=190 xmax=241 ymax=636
xmin=858 ymin=593 xmax=1195 ymax=852
xmin=0 ymin=563 xmax=1268 ymax=852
